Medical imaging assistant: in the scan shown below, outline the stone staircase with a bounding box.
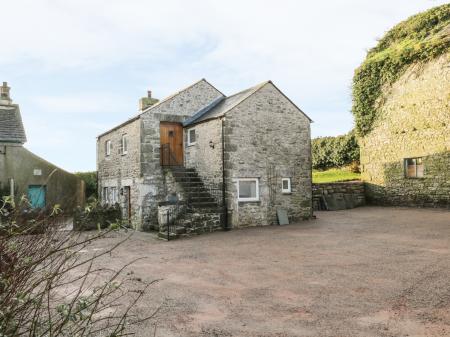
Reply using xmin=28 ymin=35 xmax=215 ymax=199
xmin=158 ymin=167 xmax=225 ymax=239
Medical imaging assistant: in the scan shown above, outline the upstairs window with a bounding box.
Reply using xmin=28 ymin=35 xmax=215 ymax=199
xmin=120 ymin=134 xmax=128 ymax=155
xmin=187 ymin=128 xmax=196 ymax=146
xmin=405 ymin=157 xmax=424 ymax=178
xmin=282 ymin=178 xmax=291 ymax=193
xmin=105 ymin=140 xmax=111 ymax=156
xmin=237 ymin=178 xmax=259 ymax=202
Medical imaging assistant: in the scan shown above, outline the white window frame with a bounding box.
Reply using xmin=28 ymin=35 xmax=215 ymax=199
xmin=105 ymin=140 xmax=111 ymax=156
xmin=111 ymin=187 xmax=117 ymax=203
xmin=187 ymin=128 xmax=196 ymax=146
xmin=236 ymin=178 xmax=260 ymax=202
xmin=281 ymin=178 xmax=291 ymax=194
xmin=121 ymin=134 xmax=128 ymax=155
xmin=103 ymin=187 xmax=109 ymax=204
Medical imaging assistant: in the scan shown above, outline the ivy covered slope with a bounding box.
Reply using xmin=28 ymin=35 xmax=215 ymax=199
xmin=352 ymin=4 xmax=450 ymax=136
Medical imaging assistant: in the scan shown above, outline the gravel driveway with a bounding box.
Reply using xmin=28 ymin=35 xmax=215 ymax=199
xmin=88 ymin=206 xmax=450 ymax=337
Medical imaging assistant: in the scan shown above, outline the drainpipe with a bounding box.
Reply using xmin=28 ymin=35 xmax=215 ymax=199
xmin=221 ymin=117 xmax=229 ymax=230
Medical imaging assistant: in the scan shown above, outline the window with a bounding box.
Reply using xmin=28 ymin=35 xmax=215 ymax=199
xmin=103 ymin=187 xmax=109 ymax=204
xmin=121 ymin=135 xmax=128 ymax=155
xmin=282 ymin=178 xmax=291 ymax=193
xmin=404 ymin=157 xmax=424 ymax=178
xmin=105 ymin=140 xmax=111 ymax=156
xmin=187 ymin=128 xmax=196 ymax=146
xmin=111 ymin=187 xmax=117 ymax=203
xmin=237 ymin=178 xmax=259 ymax=202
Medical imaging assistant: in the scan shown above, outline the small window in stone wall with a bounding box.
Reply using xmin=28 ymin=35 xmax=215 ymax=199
xmin=282 ymin=178 xmax=291 ymax=193
xmin=187 ymin=129 xmax=196 ymax=146
xmin=404 ymin=157 xmax=424 ymax=178
xmin=103 ymin=187 xmax=109 ymax=204
xmin=105 ymin=140 xmax=112 ymax=156
xmin=120 ymin=135 xmax=128 ymax=155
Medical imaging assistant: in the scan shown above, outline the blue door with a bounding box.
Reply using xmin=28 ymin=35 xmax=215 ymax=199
xmin=28 ymin=185 xmax=46 ymax=209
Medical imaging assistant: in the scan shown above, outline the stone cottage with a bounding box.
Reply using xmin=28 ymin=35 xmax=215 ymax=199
xmin=97 ymin=79 xmax=312 ymax=234
xmin=0 ymin=82 xmax=85 ymax=212
xmin=360 ymin=53 xmax=450 ymax=207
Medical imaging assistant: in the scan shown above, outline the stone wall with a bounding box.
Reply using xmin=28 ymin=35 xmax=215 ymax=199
xmin=97 ymin=118 xmax=143 ymax=226
xmin=97 ymin=80 xmax=223 ymax=230
xmin=138 ymin=80 xmax=223 ymax=229
xmin=360 ymin=53 xmax=450 ymax=208
xmin=223 ymin=82 xmax=312 ymax=227
xmin=184 ymin=118 xmax=223 ymax=188
xmin=313 ymin=181 xmax=365 ymax=211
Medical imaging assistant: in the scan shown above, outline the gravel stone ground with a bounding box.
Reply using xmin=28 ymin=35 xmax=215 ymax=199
xmin=86 ymin=207 xmax=450 ymax=337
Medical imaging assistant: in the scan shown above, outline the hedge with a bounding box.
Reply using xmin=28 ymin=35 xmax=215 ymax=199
xmin=312 ymin=131 xmax=359 ymax=170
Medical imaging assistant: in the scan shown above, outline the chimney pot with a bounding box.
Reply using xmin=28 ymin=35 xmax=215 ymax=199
xmin=147 ymin=90 xmax=152 ymax=98
xmin=0 ymin=81 xmax=11 ymax=102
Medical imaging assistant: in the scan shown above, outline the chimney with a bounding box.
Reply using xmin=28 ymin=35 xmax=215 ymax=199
xmin=0 ymin=82 xmax=11 ymax=104
xmin=139 ymin=89 xmax=159 ymax=111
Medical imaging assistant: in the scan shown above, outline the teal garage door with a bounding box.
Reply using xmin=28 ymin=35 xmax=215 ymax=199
xmin=28 ymin=185 xmax=46 ymax=209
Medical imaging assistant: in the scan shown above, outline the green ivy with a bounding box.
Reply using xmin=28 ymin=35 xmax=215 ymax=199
xmin=352 ymin=4 xmax=450 ymax=136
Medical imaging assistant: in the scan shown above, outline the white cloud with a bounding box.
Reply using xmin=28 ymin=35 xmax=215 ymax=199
xmin=1 ymin=0 xmax=447 ymax=171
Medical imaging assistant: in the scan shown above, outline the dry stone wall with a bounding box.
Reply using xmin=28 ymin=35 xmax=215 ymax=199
xmin=360 ymin=54 xmax=450 ymax=208
xmin=313 ymin=181 xmax=365 ymax=211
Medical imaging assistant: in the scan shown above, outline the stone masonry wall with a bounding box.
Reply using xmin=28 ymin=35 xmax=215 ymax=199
xmin=360 ymin=54 xmax=450 ymax=208
xmin=139 ymin=80 xmax=224 ymax=229
xmin=224 ymin=82 xmax=312 ymax=228
xmin=97 ymin=119 xmax=142 ymax=225
xmin=312 ymin=181 xmax=365 ymax=211
xmin=184 ymin=118 xmax=223 ymax=189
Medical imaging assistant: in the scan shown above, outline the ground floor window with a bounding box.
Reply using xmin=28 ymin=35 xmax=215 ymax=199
xmin=404 ymin=157 xmax=424 ymax=178
xmin=103 ymin=187 xmax=109 ymax=204
xmin=103 ymin=187 xmax=119 ymax=205
xmin=237 ymin=178 xmax=259 ymax=202
xmin=111 ymin=187 xmax=118 ymax=204
xmin=282 ymin=178 xmax=291 ymax=193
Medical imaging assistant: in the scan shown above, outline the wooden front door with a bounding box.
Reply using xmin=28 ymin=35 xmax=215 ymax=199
xmin=160 ymin=122 xmax=183 ymax=166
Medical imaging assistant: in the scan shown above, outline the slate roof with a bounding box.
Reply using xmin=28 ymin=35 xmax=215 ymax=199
xmin=183 ymin=80 xmax=312 ymax=126
xmin=183 ymin=81 xmax=270 ymax=126
xmin=0 ymin=104 xmax=27 ymax=143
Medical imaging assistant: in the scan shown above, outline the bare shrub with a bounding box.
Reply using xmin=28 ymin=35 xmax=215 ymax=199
xmin=0 ymin=196 xmax=156 ymax=337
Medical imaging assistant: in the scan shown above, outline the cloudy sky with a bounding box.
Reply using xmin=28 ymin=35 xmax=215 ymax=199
xmin=1 ymin=0 xmax=446 ymax=172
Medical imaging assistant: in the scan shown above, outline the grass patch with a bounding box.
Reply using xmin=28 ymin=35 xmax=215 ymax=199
xmin=313 ymin=168 xmax=361 ymax=183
